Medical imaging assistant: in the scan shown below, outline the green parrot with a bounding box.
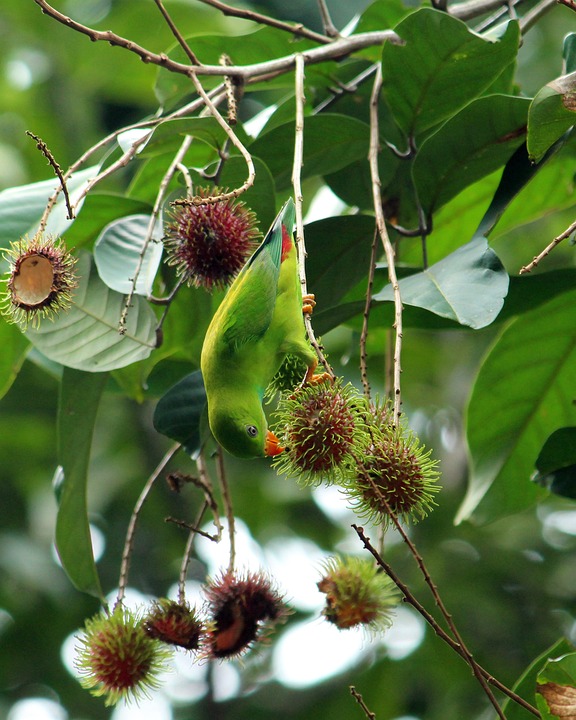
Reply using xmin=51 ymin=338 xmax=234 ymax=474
xmin=201 ymin=198 xmax=322 ymax=459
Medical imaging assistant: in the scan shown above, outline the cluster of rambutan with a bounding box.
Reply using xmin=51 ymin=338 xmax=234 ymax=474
xmin=74 ymin=569 xmax=289 ymax=706
xmin=271 ymin=379 xmax=440 ymax=526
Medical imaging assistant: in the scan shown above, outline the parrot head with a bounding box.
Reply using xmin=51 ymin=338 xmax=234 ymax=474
xmin=209 ymin=401 xmax=284 ymax=459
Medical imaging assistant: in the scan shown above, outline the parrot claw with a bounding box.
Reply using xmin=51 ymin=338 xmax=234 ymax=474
xmin=302 ymin=293 xmax=316 ymax=315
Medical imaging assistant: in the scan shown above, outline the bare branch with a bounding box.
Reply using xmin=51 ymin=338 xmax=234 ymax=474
xmin=360 ymin=228 xmax=379 ymax=399
xmin=26 ymin=132 xmax=74 ymax=222
xmin=317 ymin=0 xmax=340 ymax=37
xmin=368 ymin=64 xmax=403 ymax=425
xmin=519 ymin=217 xmax=576 ymax=274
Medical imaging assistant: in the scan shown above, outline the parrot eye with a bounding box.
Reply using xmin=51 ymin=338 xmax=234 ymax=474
xmin=245 ymin=425 xmax=259 ymax=438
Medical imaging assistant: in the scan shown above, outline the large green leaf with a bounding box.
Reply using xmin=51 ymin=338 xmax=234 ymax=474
xmin=26 ymin=253 xmax=158 ymax=372
xmin=56 ymin=367 xmax=107 ymax=598
xmin=457 ymin=289 xmax=576 ymax=524
xmin=94 ymin=214 xmax=163 ymax=295
xmin=153 ymin=369 xmax=207 ymax=457
xmin=537 ymin=652 xmax=576 ymax=719
xmin=382 ymin=9 xmax=520 ymax=138
xmin=502 ymin=639 xmax=574 ymax=720
xmin=0 ymin=165 xmax=100 ymax=248
xmin=374 ymin=238 xmax=508 ymax=329
xmin=0 ymin=322 xmax=30 ymax=400
xmin=532 ymin=427 xmax=576 ymax=500
xmin=528 ymin=72 xmax=576 ymax=162
xmin=414 ymin=95 xmax=530 ymax=215
xmin=305 ymin=215 xmax=376 ymax=310
xmin=249 ymin=114 xmax=371 ymax=189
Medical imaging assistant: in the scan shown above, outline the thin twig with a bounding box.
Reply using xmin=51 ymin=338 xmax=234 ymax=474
xmin=379 ymin=497 xmax=507 ymax=719
xmin=215 ymin=447 xmax=235 ymax=574
xmin=116 ymin=443 xmax=181 ymax=606
xmin=519 ymin=217 xmax=576 ymax=274
xmin=360 ymin=228 xmax=379 ymax=400
xmin=154 ymin=0 xmax=255 ymax=205
xmin=317 ymin=0 xmax=340 ymax=37
xmin=368 ymin=64 xmax=403 ymax=426
xmin=26 ymin=132 xmax=74 ymax=221
xmin=519 ymin=0 xmax=557 ymax=33
xmin=292 ymin=53 xmax=334 ymax=378
xmin=119 ymin=134 xmax=193 ymax=334
xmin=196 ymin=0 xmax=332 ymax=43
xmin=352 ymin=525 xmax=541 ymax=717
xmin=350 ymin=686 xmax=376 ymax=720
xmin=153 ymin=0 xmax=201 ymax=64
xmin=178 ymin=500 xmax=209 ymax=604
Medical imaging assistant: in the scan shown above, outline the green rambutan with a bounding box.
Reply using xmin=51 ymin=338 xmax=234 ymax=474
xmin=143 ymin=599 xmax=203 ymax=651
xmin=202 ymin=569 xmax=290 ymax=660
xmin=264 ymin=352 xmax=310 ymax=402
xmin=74 ymin=605 xmax=172 ymax=706
xmin=163 ymin=188 xmax=260 ymax=291
xmin=272 ymin=379 xmax=367 ymax=485
xmin=346 ymin=404 xmax=440 ymax=524
xmin=318 ymin=556 xmax=401 ymax=632
xmin=2 ymin=233 xmax=77 ymax=328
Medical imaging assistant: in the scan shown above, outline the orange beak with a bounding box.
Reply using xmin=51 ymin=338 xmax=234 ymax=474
xmin=264 ymin=429 xmax=285 ymax=457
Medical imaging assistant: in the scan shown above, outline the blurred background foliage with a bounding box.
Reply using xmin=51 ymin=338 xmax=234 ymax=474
xmin=1 ymin=2 xmax=576 ymax=720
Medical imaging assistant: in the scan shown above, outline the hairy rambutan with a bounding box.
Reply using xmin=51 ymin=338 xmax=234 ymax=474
xmin=2 ymin=233 xmax=77 ymax=328
xmin=264 ymin=352 xmax=310 ymax=402
xmin=202 ymin=570 xmax=290 ymax=660
xmin=318 ymin=556 xmax=401 ymax=632
xmin=163 ymin=188 xmax=260 ymax=290
xmin=144 ymin=599 xmax=203 ymax=651
xmin=346 ymin=404 xmax=440 ymax=524
xmin=74 ymin=605 xmax=172 ymax=706
xmin=272 ymin=379 xmax=367 ymax=485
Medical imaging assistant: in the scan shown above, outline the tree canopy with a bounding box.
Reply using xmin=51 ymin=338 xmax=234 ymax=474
xmin=1 ymin=1 xmax=576 ymax=719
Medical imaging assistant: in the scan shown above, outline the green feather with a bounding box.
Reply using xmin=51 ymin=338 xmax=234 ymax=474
xmin=200 ymin=198 xmax=317 ymax=458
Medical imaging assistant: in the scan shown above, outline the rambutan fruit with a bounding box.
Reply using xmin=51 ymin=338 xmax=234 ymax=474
xmin=74 ymin=605 xmax=172 ymax=706
xmin=2 ymin=233 xmax=77 ymax=328
xmin=346 ymin=404 xmax=440 ymax=525
xmin=264 ymin=352 xmax=310 ymax=403
xmin=202 ymin=570 xmax=290 ymax=660
xmin=318 ymin=556 xmax=401 ymax=632
xmin=144 ymin=599 xmax=203 ymax=651
xmin=272 ymin=379 xmax=367 ymax=485
xmin=163 ymin=188 xmax=260 ymax=291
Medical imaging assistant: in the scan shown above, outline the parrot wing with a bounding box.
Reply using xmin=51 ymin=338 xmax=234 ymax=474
xmin=218 ymin=199 xmax=296 ymax=352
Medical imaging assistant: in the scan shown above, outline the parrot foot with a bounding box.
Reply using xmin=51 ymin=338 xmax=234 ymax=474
xmin=302 ymin=293 xmax=316 ymax=315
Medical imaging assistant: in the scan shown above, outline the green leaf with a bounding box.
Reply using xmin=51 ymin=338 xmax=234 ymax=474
xmin=528 ymin=73 xmax=576 ymax=162
xmin=374 ymin=238 xmax=508 ymax=329
xmin=502 ymin=639 xmax=574 ymax=720
xmin=63 ymin=193 xmax=152 ymax=249
xmin=249 ymin=114 xmax=371 ymax=189
xmin=306 ymin=215 xmax=376 ymax=309
xmin=457 ymin=289 xmax=576 ymax=524
xmin=153 ymin=369 xmax=207 ymax=457
xmin=414 ymin=95 xmax=530 ymax=215
xmin=533 ymin=427 xmax=576 ymax=500
xmin=382 ymin=9 xmax=520 ymax=138
xmin=56 ymin=367 xmax=107 ymax=598
xmin=155 ymin=27 xmax=314 ymax=104
xmin=26 ymin=252 xmax=158 ymax=372
xmin=0 ymin=322 xmax=30 ymax=399
xmin=0 ymin=165 xmax=100 ymax=248
xmin=537 ymin=652 xmax=576 ymax=719
xmin=564 ymin=33 xmax=576 ymax=74
xmin=94 ymin=214 xmax=163 ymax=295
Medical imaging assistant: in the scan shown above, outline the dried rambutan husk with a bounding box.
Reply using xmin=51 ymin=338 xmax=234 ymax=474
xmin=144 ymin=598 xmax=203 ymax=651
xmin=2 ymin=233 xmax=77 ymax=328
xmin=202 ymin=569 xmax=290 ymax=660
xmin=163 ymin=188 xmax=260 ymax=290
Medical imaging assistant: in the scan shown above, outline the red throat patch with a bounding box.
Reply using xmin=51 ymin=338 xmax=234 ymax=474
xmin=281 ymin=225 xmax=292 ymax=263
